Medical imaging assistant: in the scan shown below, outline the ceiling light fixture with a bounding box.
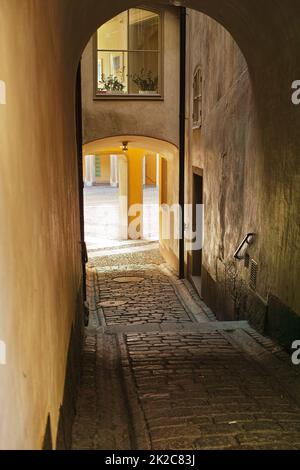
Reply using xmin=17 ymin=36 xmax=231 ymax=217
xmin=121 ymin=141 xmax=129 ymax=152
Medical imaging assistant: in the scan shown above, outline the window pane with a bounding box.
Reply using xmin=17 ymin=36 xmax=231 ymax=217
xmin=129 ymin=9 xmax=159 ymax=51
xmin=95 ymin=157 xmax=101 ymax=177
xmin=98 ymin=11 xmax=127 ymax=50
xmin=129 ymin=51 xmax=160 ymax=94
xmin=97 ymin=51 xmax=128 ymax=94
xmin=193 ymin=99 xmax=199 ymax=125
xmin=193 ymin=70 xmax=202 ymax=98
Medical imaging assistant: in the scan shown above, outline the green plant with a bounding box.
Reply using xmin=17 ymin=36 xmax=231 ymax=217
xmin=99 ymin=74 xmax=125 ymax=92
xmin=131 ymin=69 xmax=158 ymax=92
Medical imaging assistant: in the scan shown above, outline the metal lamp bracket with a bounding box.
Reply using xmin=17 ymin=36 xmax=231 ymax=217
xmin=234 ymin=233 xmax=255 ymax=260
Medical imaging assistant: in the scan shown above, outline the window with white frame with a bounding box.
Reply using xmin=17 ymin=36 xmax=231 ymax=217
xmin=193 ymin=67 xmax=202 ymax=128
xmin=95 ymin=8 xmax=162 ymax=97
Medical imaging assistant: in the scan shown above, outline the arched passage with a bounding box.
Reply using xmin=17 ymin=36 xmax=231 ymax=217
xmin=72 ymin=1 xmax=300 ymax=449
xmin=74 ymin=0 xmax=300 ymax=314
xmin=70 ymin=0 xmax=300 ymax=76
xmin=83 ymin=135 xmax=178 ymax=161
xmin=82 ymin=136 xmax=178 ymax=265
xmin=1 ymin=0 xmax=300 ymax=451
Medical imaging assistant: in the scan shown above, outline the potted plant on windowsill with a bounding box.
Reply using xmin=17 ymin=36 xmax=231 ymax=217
xmin=98 ymin=74 xmax=125 ymax=95
xmin=131 ymin=69 xmax=158 ymax=95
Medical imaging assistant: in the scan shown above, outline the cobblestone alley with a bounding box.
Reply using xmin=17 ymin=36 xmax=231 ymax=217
xmin=72 ymin=243 xmax=300 ymax=450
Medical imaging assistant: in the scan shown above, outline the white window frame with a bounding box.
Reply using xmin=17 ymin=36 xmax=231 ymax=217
xmin=94 ymin=7 xmax=164 ymax=100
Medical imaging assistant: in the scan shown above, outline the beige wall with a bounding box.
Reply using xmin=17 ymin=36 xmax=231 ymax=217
xmin=159 ymin=152 xmax=180 ymax=272
xmin=0 ymin=1 xmax=83 ymax=449
xmin=159 ymin=156 xmax=180 ymax=271
xmin=145 ymin=154 xmax=157 ymax=185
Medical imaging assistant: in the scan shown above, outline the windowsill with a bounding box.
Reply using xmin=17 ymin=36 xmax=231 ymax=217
xmin=93 ymin=93 xmax=164 ymax=101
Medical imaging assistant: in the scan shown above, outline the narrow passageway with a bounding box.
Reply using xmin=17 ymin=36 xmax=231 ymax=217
xmin=72 ymin=244 xmax=300 ymax=450
xmin=2 ymin=0 xmax=300 ymax=452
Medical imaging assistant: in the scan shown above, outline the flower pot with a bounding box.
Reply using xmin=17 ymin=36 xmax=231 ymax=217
xmin=139 ymin=90 xmax=157 ymax=95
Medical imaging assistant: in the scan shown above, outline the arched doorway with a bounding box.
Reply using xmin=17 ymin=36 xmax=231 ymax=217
xmin=1 ymin=0 xmax=300 ymax=451
xmin=82 ymin=136 xmax=177 ymax=251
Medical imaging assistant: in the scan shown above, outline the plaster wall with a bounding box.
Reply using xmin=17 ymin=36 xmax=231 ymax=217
xmin=0 ymin=0 xmax=83 ymax=449
xmin=145 ymin=154 xmax=157 ymax=186
xmin=185 ymin=10 xmax=300 ymax=339
xmin=127 ymin=149 xmax=143 ymax=238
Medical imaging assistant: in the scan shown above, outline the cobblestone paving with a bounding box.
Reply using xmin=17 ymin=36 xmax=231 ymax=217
xmin=90 ymin=245 xmax=164 ymax=268
xmin=72 ymin=332 xmax=133 ymax=450
xmin=72 ymin=244 xmax=300 ymax=450
xmin=88 ymin=244 xmax=193 ymax=326
xmin=122 ymin=332 xmax=300 ymax=450
xmin=95 ymin=268 xmax=192 ymax=326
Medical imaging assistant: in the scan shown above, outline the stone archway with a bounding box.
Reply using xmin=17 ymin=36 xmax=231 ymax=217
xmin=70 ymin=0 xmax=300 ymax=75
xmin=73 ymin=0 xmax=300 ymax=321
xmin=82 ymin=136 xmax=178 ymax=261
xmin=1 ymin=0 xmax=300 ymax=450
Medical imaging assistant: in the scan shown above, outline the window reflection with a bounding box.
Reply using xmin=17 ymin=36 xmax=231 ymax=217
xmin=96 ymin=8 xmax=161 ymax=96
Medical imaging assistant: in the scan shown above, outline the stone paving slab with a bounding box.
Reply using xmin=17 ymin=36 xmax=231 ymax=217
xmin=103 ymin=321 xmax=250 ymax=335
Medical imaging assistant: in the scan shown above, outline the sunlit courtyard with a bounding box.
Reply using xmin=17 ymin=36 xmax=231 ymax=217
xmin=84 ymin=185 xmax=159 ymax=251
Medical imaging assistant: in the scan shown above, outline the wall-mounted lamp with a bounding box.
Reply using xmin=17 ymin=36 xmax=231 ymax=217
xmin=234 ymin=233 xmax=255 ymax=261
xmin=121 ymin=141 xmax=129 ymax=152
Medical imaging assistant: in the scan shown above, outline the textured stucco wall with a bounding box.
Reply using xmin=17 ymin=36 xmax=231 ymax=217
xmin=185 ymin=10 xmax=300 ymax=337
xmin=145 ymin=154 xmax=157 ymax=186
